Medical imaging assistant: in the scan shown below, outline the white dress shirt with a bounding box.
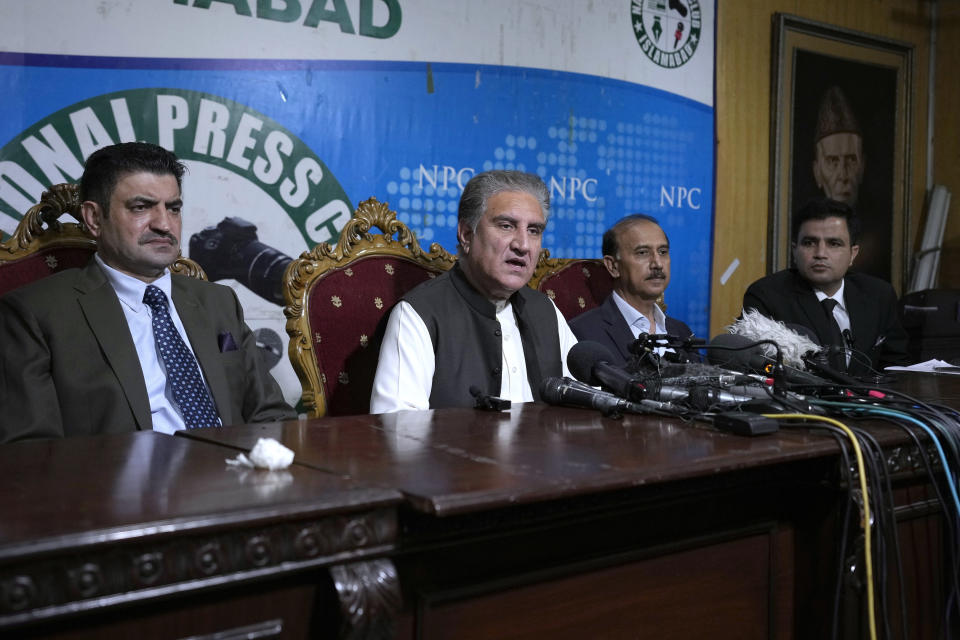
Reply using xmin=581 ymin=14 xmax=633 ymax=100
xmin=370 ymin=299 xmax=578 ymax=413
xmin=96 ymin=255 xmax=217 ymax=434
xmin=611 ymin=290 xmax=670 ymax=356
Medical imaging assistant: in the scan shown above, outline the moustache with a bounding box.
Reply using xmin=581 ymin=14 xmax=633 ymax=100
xmin=139 ymin=232 xmax=177 ymax=246
xmin=646 ymin=270 xmax=665 ymax=280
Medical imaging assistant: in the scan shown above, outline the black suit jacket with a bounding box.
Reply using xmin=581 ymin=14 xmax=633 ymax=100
xmin=0 ymin=259 xmax=295 ymax=443
xmin=742 ymin=268 xmax=909 ymax=376
xmin=568 ymin=293 xmax=695 ymax=367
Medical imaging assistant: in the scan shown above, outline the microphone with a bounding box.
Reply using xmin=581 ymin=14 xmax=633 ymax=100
xmin=567 ymin=341 xmax=646 ymax=402
xmin=647 ymin=382 xmax=755 ymax=410
xmin=706 ymin=333 xmax=771 ymax=370
xmin=728 ymin=309 xmax=820 ymax=365
xmin=539 ymin=377 xmax=649 ymax=416
xmin=469 ymin=385 xmax=511 ymax=411
xmin=629 ymin=332 xmax=670 ymax=355
xmin=629 ymin=333 xmax=704 ymax=364
xmin=659 ymin=361 xmax=751 ymax=386
xmin=801 ymin=353 xmax=863 ymax=387
xmin=567 ymin=340 xmax=773 ymax=411
xmin=707 ymin=333 xmax=828 ymax=387
xmin=842 ymin=328 xmax=854 ymax=350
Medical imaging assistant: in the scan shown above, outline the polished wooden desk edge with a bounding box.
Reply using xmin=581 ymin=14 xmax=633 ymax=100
xmin=184 ymin=403 xmax=939 ymax=518
xmin=1 ymin=374 xmax=951 ymax=637
xmin=0 ymin=432 xmax=403 ymax=631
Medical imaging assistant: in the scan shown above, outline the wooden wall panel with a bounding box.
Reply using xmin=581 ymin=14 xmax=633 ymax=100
xmin=713 ymin=0 xmax=934 ymax=334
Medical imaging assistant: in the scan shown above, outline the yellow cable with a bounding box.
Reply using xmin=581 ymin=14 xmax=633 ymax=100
xmin=762 ymin=413 xmax=876 ymax=640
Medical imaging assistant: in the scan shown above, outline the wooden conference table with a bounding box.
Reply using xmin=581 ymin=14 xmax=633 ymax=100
xmin=0 ymin=374 xmax=952 ymax=639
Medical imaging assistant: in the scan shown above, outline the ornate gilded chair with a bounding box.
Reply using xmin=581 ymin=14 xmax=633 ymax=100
xmin=284 ymin=198 xmax=456 ymax=417
xmin=0 ymin=183 xmax=206 ymax=295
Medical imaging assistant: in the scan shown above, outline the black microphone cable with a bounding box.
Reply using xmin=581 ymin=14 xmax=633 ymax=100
xmin=853 ymin=424 xmax=905 ymax=640
xmin=759 ymin=412 xmax=880 ymax=640
xmin=767 ymin=414 xmax=875 ymax=639
xmin=766 ymin=416 xmax=883 ymax=640
xmin=822 ymin=428 xmax=857 ymax=640
xmin=816 ymin=396 xmax=960 ymax=637
xmin=843 ymin=387 xmax=960 ymax=493
xmin=815 ymin=393 xmax=960 ymax=638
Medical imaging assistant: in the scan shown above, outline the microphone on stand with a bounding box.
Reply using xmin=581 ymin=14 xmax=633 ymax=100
xmin=842 ymin=329 xmax=854 ymax=349
xmin=706 ymin=333 xmax=828 ymax=388
xmin=801 ymin=353 xmax=864 ymax=387
xmin=567 ymin=341 xmax=760 ymax=412
xmin=630 ymin=332 xmax=706 ymax=356
xmin=539 ymin=377 xmax=651 ymax=417
xmin=649 ymin=383 xmax=755 ymax=410
xmin=469 ymin=386 xmax=511 ymax=411
xmin=567 ymin=341 xmax=647 ymax=402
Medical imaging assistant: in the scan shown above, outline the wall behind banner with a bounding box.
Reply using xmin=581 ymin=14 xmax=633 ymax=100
xmin=0 ymin=1 xmax=716 ymax=408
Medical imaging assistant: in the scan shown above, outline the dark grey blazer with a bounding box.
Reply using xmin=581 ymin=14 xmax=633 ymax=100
xmin=0 ymin=258 xmax=294 ymax=443
xmin=569 ymin=293 xmax=695 ymax=367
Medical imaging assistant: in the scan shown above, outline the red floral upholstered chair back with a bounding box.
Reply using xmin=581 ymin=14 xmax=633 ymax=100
xmin=0 ymin=183 xmax=205 ymax=296
xmin=284 ymin=198 xmax=456 ymax=417
xmin=528 ymin=250 xmax=666 ymax=321
xmin=528 ymin=252 xmax=616 ymax=321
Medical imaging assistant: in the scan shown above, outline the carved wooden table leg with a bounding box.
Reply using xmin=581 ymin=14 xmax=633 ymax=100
xmin=330 ymin=558 xmax=400 ymax=640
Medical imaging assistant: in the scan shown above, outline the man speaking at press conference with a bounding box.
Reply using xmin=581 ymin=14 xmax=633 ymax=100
xmin=370 ymin=170 xmax=578 ymax=412
xmin=0 ymin=142 xmax=294 ymax=443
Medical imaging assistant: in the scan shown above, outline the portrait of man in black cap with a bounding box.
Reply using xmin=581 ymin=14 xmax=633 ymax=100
xmin=812 ymin=86 xmax=864 ymax=207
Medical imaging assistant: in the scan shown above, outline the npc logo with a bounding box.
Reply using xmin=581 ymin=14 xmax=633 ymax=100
xmin=631 ymin=0 xmax=702 ymax=69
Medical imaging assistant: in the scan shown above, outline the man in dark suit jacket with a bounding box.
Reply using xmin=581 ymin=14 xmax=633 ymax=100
xmin=0 ymin=142 xmax=294 ymax=443
xmin=569 ymin=214 xmax=694 ymax=366
xmin=742 ymin=198 xmax=908 ymax=376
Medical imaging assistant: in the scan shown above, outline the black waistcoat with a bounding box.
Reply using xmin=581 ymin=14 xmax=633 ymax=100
xmin=404 ymin=263 xmax=562 ymax=409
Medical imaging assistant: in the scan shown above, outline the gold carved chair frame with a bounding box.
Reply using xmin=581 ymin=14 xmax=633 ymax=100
xmin=284 ymin=197 xmax=456 ymax=417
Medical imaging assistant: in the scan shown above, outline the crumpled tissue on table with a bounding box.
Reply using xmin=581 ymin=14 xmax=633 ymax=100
xmin=226 ymin=437 xmax=294 ymax=470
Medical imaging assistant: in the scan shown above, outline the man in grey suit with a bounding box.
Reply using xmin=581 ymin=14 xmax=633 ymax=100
xmin=0 ymin=142 xmax=294 ymax=443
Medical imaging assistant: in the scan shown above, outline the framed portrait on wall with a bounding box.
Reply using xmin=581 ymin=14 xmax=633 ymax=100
xmin=769 ymin=14 xmax=913 ymax=288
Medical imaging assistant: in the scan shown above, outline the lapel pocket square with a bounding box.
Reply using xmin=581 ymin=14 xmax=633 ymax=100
xmin=218 ymin=331 xmax=238 ymax=352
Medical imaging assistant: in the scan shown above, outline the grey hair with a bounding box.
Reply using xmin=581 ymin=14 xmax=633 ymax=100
xmin=458 ymin=170 xmax=550 ymax=233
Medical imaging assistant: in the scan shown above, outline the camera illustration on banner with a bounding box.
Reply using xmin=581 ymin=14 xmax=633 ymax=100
xmin=190 ymin=217 xmax=293 ymax=306
xmin=190 ymin=217 xmax=295 ymax=371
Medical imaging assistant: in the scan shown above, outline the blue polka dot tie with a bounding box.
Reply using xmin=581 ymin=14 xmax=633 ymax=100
xmin=143 ymin=285 xmax=220 ymax=429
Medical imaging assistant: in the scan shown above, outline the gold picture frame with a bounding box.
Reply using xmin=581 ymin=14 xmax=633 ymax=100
xmin=769 ymin=14 xmax=913 ymax=288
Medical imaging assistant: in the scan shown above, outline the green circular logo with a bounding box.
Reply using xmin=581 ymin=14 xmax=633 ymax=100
xmin=631 ymin=0 xmax=701 ymax=69
xmin=0 ymin=88 xmax=353 ymax=247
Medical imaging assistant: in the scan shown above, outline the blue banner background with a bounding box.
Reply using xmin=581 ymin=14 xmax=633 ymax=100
xmin=0 ymin=54 xmax=713 ymax=338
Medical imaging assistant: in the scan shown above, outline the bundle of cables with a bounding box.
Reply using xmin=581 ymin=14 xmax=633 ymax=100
xmin=562 ymin=310 xmax=960 ymax=639
xmin=709 ymin=311 xmax=960 ymax=640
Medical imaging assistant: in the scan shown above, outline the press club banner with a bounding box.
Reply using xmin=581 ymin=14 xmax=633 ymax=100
xmin=0 ymin=0 xmax=716 ymax=406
